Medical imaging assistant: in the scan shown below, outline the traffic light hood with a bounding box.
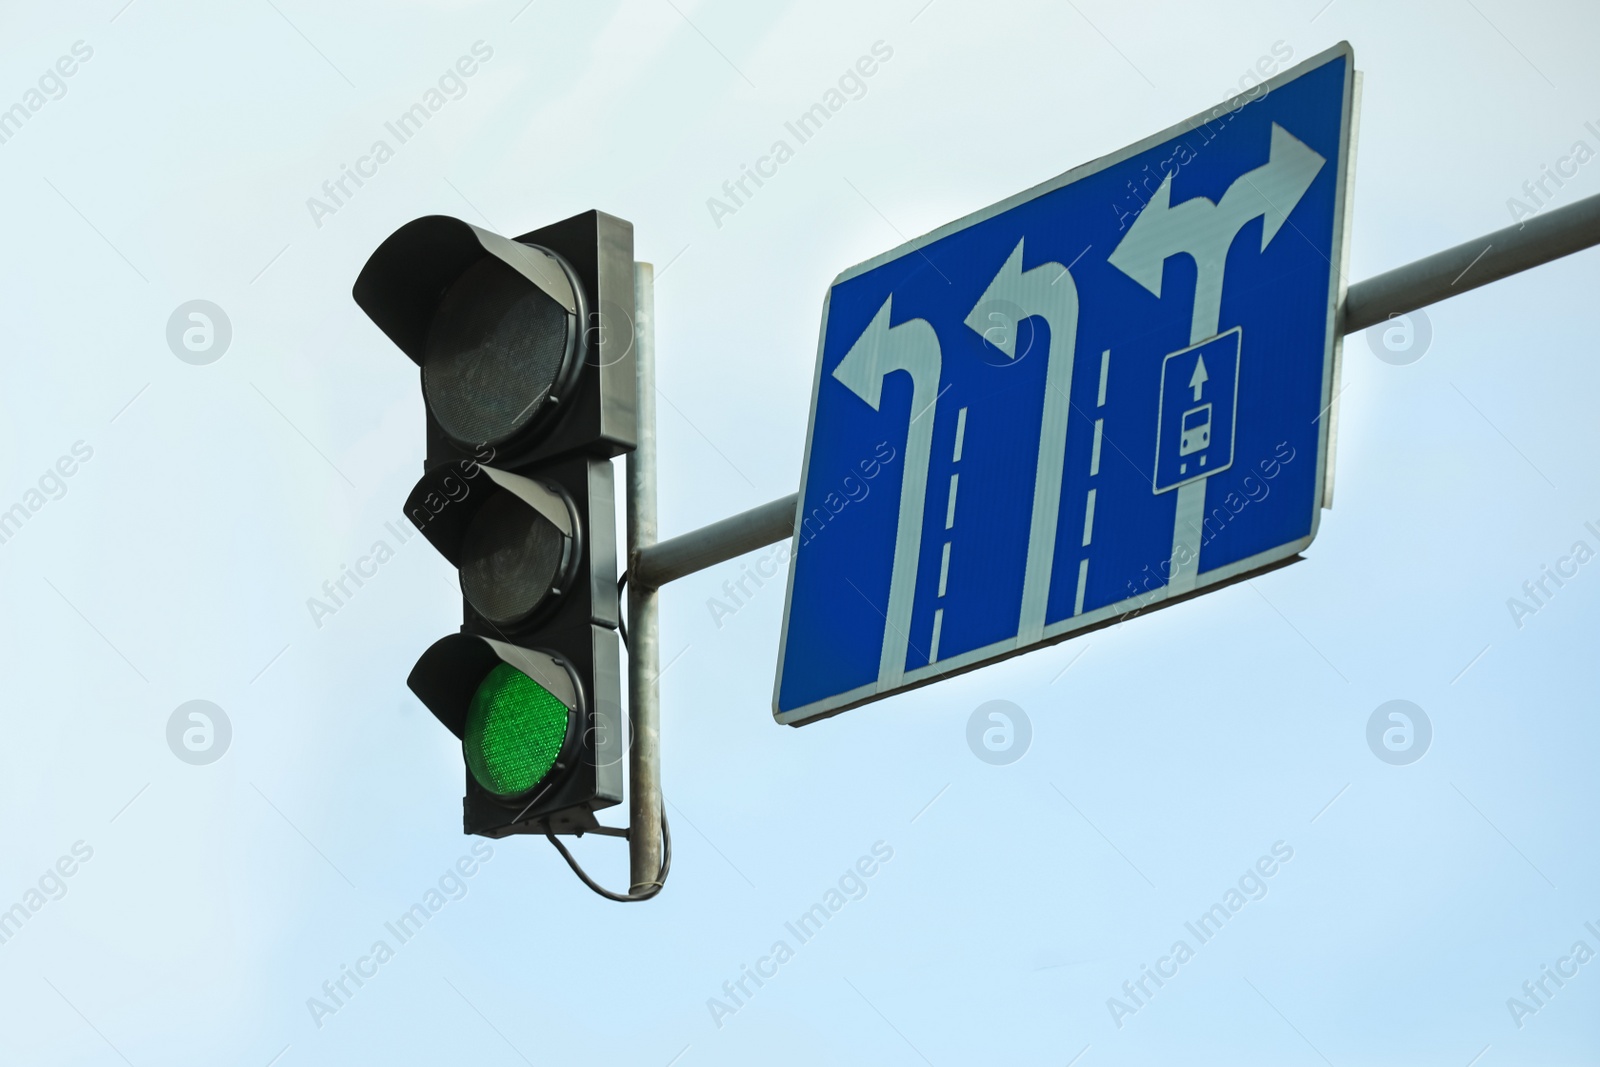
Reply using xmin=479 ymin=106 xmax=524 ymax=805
xmin=351 ymin=214 xmax=579 ymax=366
xmin=408 ymin=632 xmax=581 ymax=740
xmin=406 ymin=462 xmax=583 ymax=632
xmin=404 ymin=462 xmax=575 ymax=570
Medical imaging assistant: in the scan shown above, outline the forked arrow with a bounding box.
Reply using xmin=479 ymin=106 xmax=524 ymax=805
xmin=832 ymin=295 xmax=942 ymax=690
xmin=1109 ymin=121 xmax=1325 ymax=594
xmin=1109 ymin=122 xmax=1325 ymax=342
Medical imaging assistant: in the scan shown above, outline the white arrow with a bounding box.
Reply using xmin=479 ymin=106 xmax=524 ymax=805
xmin=1109 ymin=121 xmax=1325 ymax=341
xmin=1109 ymin=122 xmax=1324 ymax=594
xmin=963 ymin=237 xmax=1081 ymax=647
xmin=832 ymin=295 xmax=942 ymax=691
xmin=1189 ymin=353 xmax=1209 ymax=402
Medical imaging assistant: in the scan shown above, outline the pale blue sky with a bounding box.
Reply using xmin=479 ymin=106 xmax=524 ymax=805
xmin=1 ymin=1 xmax=1598 ymax=1064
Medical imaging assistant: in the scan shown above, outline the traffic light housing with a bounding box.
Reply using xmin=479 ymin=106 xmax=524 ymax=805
xmin=353 ymin=210 xmax=635 ymax=838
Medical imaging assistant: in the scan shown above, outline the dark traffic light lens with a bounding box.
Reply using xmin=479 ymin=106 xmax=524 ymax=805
xmin=463 ymin=662 xmax=571 ymax=799
xmin=458 ymin=490 xmax=570 ymax=625
xmin=423 ymin=253 xmax=573 ymax=447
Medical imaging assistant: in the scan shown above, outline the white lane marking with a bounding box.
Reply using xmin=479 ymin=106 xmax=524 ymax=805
xmin=1169 ymin=480 xmax=1204 ymax=595
xmin=1073 ymin=357 xmax=1110 ymax=618
xmin=936 ymin=406 xmax=967 ymax=665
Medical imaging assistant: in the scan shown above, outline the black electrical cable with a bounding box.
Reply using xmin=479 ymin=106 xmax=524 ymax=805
xmin=546 ymin=809 xmax=671 ymax=902
xmin=546 ymin=567 xmax=665 ymax=901
xmin=616 ymin=570 xmax=629 ymax=650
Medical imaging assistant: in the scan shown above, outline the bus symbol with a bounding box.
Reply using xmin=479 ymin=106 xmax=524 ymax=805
xmin=1179 ymin=403 xmax=1212 ymax=456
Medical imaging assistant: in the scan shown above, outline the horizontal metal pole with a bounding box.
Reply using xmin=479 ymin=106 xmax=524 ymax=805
xmin=1343 ymin=190 xmax=1600 ymax=333
xmin=632 ymin=492 xmax=798 ymax=588
xmin=636 ymin=192 xmax=1600 ymax=588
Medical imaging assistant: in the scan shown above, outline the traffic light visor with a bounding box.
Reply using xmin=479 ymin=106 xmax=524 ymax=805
xmin=406 ymin=464 xmax=581 ymax=629
xmin=352 ymin=215 xmax=587 ymax=450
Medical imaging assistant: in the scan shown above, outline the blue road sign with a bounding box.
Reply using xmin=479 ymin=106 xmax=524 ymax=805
xmin=774 ymin=44 xmax=1356 ymax=725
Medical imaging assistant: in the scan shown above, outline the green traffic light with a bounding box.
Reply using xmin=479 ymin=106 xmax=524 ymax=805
xmin=463 ymin=662 xmax=571 ymax=799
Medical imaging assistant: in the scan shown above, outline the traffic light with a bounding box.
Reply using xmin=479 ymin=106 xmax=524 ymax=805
xmin=353 ymin=210 xmax=636 ymax=838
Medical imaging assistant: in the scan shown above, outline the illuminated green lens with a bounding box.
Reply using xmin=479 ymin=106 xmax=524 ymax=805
xmin=463 ymin=663 xmax=571 ymax=798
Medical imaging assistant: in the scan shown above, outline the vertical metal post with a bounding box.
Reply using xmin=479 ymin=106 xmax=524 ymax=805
xmin=626 ymin=262 xmax=663 ymax=892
